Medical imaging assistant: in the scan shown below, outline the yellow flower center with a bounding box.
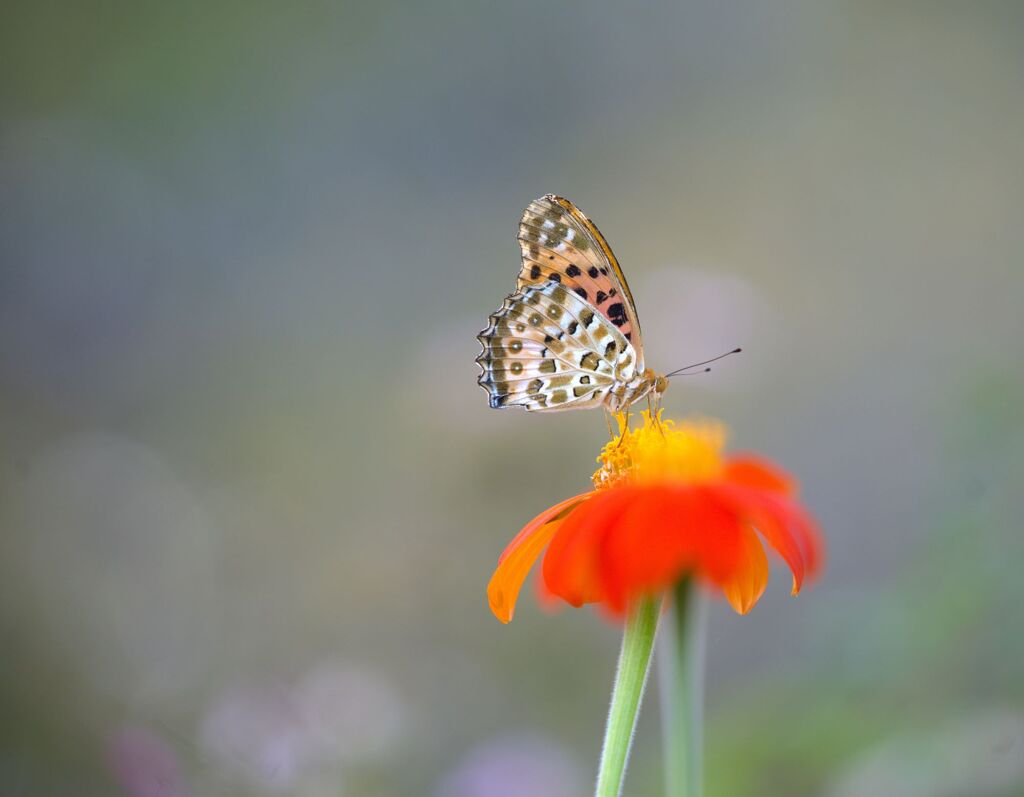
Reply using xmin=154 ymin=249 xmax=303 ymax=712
xmin=592 ymin=410 xmax=727 ymax=490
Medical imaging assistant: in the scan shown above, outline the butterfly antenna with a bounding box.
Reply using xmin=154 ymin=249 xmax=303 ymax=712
xmin=665 ymin=348 xmax=742 ymax=379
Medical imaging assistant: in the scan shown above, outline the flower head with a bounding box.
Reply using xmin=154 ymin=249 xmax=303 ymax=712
xmin=488 ymin=412 xmax=822 ymax=622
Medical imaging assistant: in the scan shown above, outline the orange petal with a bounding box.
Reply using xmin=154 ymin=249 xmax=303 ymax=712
xmin=686 ymin=487 xmax=749 ymax=587
xmin=724 ymin=455 xmax=796 ymax=495
xmin=725 ymin=459 xmax=823 ymax=577
xmin=783 ymin=500 xmax=824 ymax=578
xmin=497 ymin=492 xmax=593 ymax=564
xmin=717 ymin=524 xmax=769 ymax=614
xmin=716 ymin=484 xmax=810 ymax=595
xmin=599 ymin=486 xmax=704 ymax=612
xmin=533 ymin=568 xmax=563 ymax=613
xmin=542 ymin=489 xmax=631 ymax=609
xmin=487 ymin=491 xmax=593 ymax=623
xmin=764 ymin=498 xmax=822 ymax=587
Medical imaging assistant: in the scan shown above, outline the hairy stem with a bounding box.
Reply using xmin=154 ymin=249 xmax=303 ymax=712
xmin=594 ymin=596 xmax=661 ymax=797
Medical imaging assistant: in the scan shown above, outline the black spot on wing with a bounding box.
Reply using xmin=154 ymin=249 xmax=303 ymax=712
xmin=607 ymin=302 xmax=627 ymax=327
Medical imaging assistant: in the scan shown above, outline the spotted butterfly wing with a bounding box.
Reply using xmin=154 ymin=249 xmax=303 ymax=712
xmin=478 ymin=196 xmax=662 ymax=413
xmin=477 ymin=279 xmax=640 ymax=411
xmin=516 ymin=195 xmax=645 ymax=369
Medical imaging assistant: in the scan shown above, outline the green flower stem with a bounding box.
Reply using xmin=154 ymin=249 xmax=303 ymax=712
xmin=659 ymin=577 xmax=706 ymax=797
xmin=594 ymin=595 xmax=661 ymax=797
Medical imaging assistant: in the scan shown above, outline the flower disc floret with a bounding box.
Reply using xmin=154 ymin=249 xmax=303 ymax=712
xmin=593 ymin=412 xmax=727 ymax=490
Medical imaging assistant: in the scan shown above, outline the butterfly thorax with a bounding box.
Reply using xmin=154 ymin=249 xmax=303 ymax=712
xmin=604 ymin=368 xmax=668 ymax=412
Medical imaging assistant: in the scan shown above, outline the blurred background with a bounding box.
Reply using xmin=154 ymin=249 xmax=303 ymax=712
xmin=2 ymin=2 xmax=1023 ymax=796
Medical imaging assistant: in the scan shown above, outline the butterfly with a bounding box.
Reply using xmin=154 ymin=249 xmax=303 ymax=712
xmin=476 ymin=195 xmax=668 ymax=413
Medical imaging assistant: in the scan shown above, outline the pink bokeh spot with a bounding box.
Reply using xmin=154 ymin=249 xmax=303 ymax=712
xmin=433 ymin=733 xmax=584 ymax=797
xmin=107 ymin=726 xmax=184 ymax=797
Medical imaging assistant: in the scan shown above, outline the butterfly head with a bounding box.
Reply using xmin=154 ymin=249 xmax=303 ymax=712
xmin=638 ymin=368 xmax=669 ymax=398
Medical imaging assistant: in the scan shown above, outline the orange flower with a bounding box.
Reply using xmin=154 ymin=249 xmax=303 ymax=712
xmin=488 ymin=412 xmax=823 ymax=622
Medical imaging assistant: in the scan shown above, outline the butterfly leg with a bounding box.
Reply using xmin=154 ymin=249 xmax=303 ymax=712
xmin=603 ymin=409 xmax=616 ymax=441
xmin=648 ymin=394 xmax=665 ymax=437
xmin=616 ymin=410 xmax=631 ymax=448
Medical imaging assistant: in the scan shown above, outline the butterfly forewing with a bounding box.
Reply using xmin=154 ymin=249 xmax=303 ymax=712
xmin=517 ymin=195 xmax=644 ymax=369
xmin=477 ymin=280 xmax=639 ymax=412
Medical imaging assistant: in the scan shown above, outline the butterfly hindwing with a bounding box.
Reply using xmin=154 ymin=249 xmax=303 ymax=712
xmin=517 ymin=195 xmax=645 ymax=369
xmin=477 ymin=280 xmax=640 ymax=412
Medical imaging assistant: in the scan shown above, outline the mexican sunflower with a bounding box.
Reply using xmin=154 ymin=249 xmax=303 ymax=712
xmin=488 ymin=411 xmax=822 ymax=622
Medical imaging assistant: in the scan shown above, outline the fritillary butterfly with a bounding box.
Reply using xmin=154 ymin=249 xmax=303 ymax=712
xmin=477 ymin=195 xmax=667 ymax=412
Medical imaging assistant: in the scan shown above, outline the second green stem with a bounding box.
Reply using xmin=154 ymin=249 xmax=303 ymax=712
xmin=659 ymin=577 xmax=705 ymax=797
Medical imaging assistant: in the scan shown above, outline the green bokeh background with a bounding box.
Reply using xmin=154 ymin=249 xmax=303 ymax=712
xmin=2 ymin=3 xmax=1022 ymax=796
